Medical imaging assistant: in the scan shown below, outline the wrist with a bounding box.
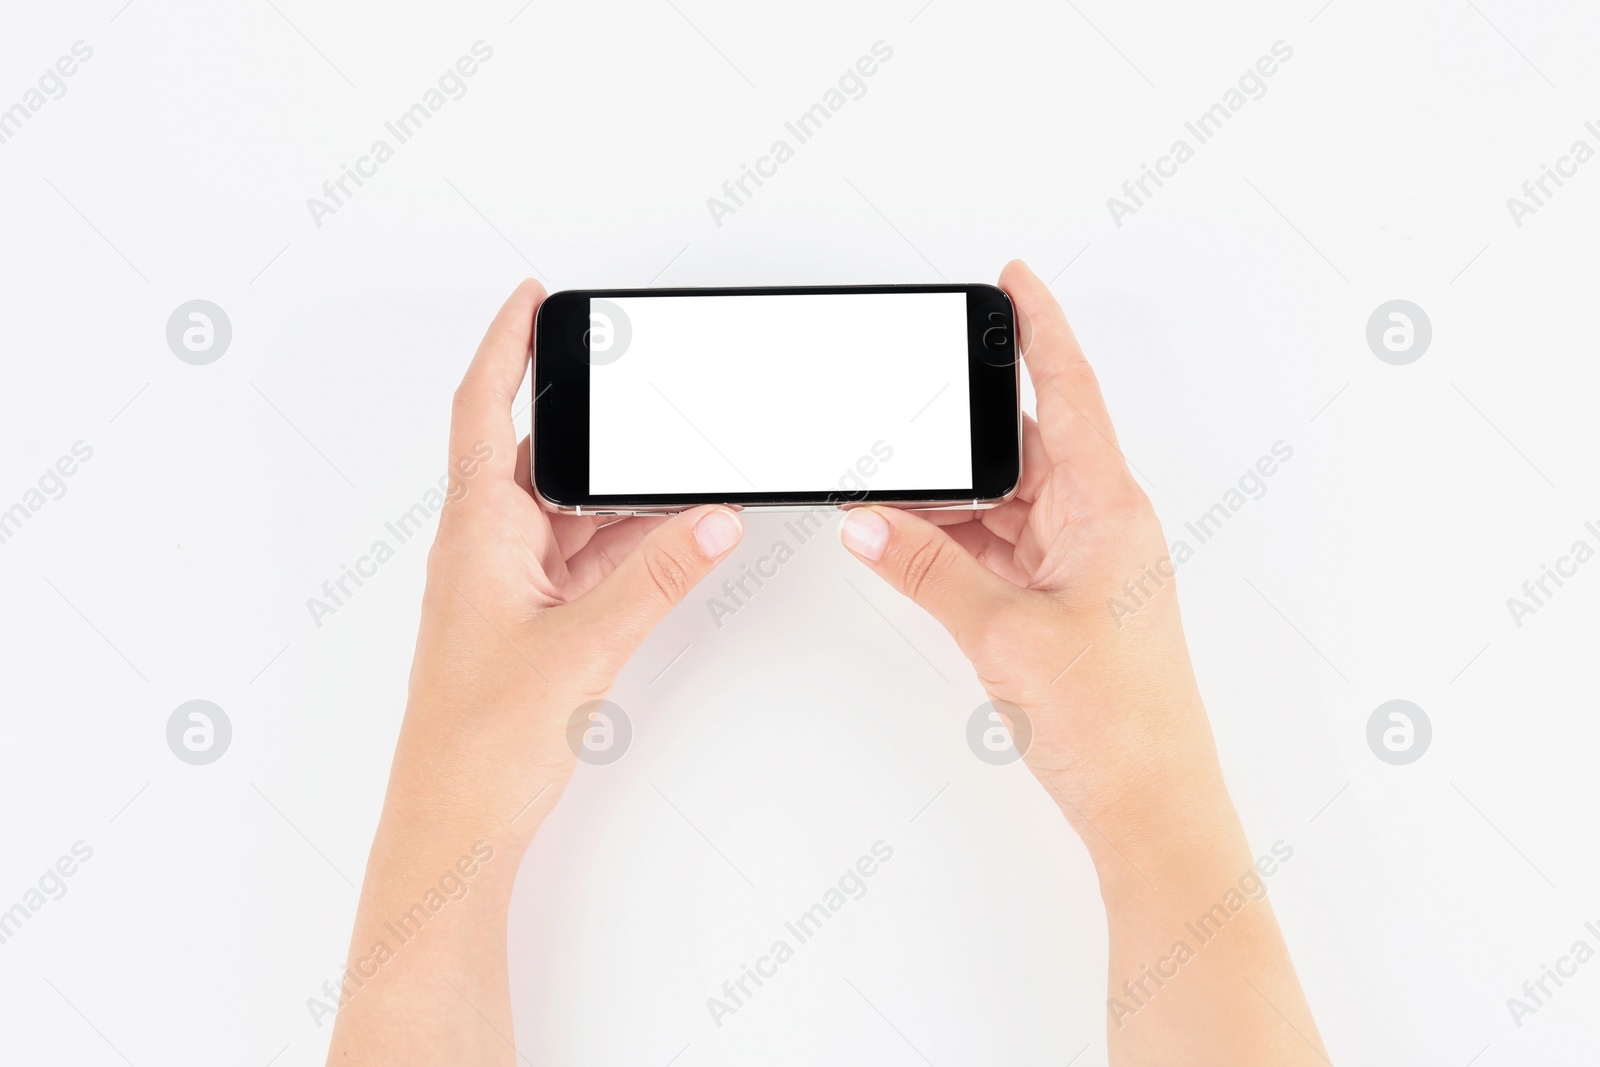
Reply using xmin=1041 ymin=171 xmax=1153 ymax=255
xmin=380 ymin=690 xmax=576 ymax=855
xmin=1088 ymin=795 xmax=1253 ymax=915
xmin=361 ymin=808 xmax=523 ymax=919
xmin=363 ymin=766 xmax=559 ymax=918
xmin=1038 ymin=738 xmax=1249 ymax=902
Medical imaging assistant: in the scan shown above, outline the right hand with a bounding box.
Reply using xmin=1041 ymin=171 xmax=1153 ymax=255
xmin=840 ymin=260 xmax=1229 ymax=848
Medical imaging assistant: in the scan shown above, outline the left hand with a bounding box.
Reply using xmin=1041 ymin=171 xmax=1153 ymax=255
xmin=385 ymin=278 xmax=745 ymax=857
xmin=330 ymin=280 xmax=744 ymax=1065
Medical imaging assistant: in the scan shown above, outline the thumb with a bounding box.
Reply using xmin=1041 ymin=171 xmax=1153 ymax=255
xmin=573 ymin=505 xmax=744 ymax=660
xmin=839 ymin=506 xmax=1018 ymax=643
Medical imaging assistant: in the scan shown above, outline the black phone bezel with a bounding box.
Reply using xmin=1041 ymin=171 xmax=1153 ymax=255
xmin=532 ymin=283 xmax=1020 ymax=511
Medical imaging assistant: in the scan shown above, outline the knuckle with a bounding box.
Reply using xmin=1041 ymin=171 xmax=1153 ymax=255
xmin=642 ymin=548 xmax=694 ymax=603
xmin=1068 ymin=358 xmax=1102 ymax=395
xmin=1105 ymin=478 xmax=1155 ymax=524
xmin=434 ymin=487 xmax=484 ymax=536
xmin=898 ymin=535 xmax=955 ymax=603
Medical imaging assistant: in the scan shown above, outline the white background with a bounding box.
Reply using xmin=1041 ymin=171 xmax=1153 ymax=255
xmin=588 ymin=292 xmax=971 ymax=495
xmin=1 ymin=1 xmax=1598 ymax=1065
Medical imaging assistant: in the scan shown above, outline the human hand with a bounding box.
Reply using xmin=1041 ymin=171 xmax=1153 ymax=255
xmin=840 ymin=262 xmax=1326 ymax=1064
xmin=839 ymin=260 xmax=1224 ymax=854
xmin=327 ymin=280 xmax=744 ymax=1065
xmin=389 ymin=279 xmax=746 ymax=856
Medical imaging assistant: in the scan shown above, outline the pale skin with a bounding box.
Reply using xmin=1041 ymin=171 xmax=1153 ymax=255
xmin=326 ymin=263 xmax=1330 ymax=1065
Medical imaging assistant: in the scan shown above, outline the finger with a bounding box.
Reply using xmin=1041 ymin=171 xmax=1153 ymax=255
xmin=551 ymin=513 xmax=605 ymax=558
xmin=560 ymin=516 xmax=668 ymax=597
xmin=999 ymin=260 xmax=1123 ymax=475
xmin=517 ymin=433 xmax=620 ymax=561
xmin=568 ymin=506 xmax=743 ymax=663
xmin=915 ymin=497 xmax=1027 ymax=545
xmin=978 ymin=496 xmax=1031 ymax=545
xmin=514 ymin=433 xmax=534 ymax=493
xmin=839 ymin=506 xmax=1019 ymax=644
xmin=911 ymin=500 xmax=1026 ymax=535
xmin=945 ymin=519 xmax=1032 ymax=586
xmin=1018 ymin=414 xmax=1049 ymax=503
xmin=451 ymin=279 xmax=546 ymax=480
xmin=915 ymin=509 xmax=977 ymax=526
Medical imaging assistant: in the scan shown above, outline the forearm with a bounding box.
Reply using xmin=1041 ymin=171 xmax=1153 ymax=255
xmin=1062 ymin=742 xmax=1328 ymax=1066
xmin=324 ymin=774 xmax=539 ymax=1065
xmin=321 ymin=279 xmax=744 ymax=1064
xmin=325 ymin=825 xmax=520 ymax=1064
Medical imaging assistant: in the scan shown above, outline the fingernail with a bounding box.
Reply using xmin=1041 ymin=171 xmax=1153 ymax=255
xmin=839 ymin=508 xmax=889 ymax=561
xmin=693 ymin=508 xmax=743 ymax=558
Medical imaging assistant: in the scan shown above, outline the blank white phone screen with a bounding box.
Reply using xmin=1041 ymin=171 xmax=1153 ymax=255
xmin=587 ymin=292 xmax=972 ymax=495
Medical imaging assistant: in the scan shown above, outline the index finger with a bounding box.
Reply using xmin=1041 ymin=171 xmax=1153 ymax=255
xmin=450 ymin=278 xmax=546 ymax=478
xmin=999 ymin=260 xmax=1122 ymax=474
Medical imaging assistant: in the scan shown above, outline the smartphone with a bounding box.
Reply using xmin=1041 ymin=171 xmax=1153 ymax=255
xmin=532 ymin=284 xmax=1021 ymax=514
